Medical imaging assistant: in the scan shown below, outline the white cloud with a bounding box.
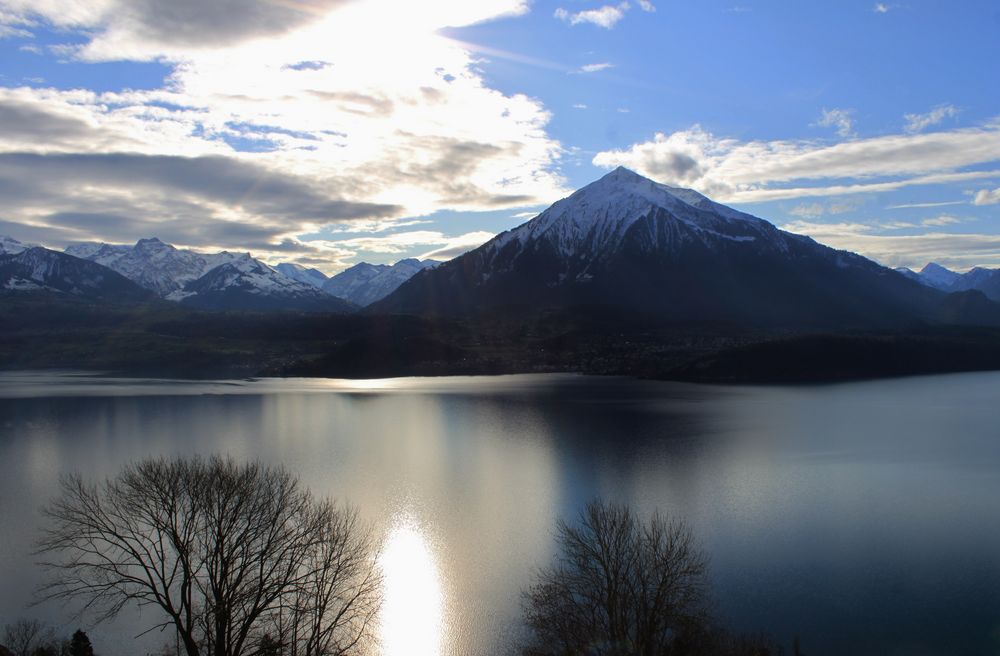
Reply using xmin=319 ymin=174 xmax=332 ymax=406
xmin=554 ymin=2 xmax=630 ymax=29
xmin=789 ymin=203 xmax=825 ymax=219
xmin=921 ymin=215 xmax=962 ymax=226
xmin=578 ymin=62 xmax=614 ymax=73
xmin=886 ymin=200 xmax=965 ymax=209
xmin=815 ymin=107 xmax=855 ymax=138
xmin=421 ymin=230 xmax=496 ymax=260
xmin=0 ymin=1 xmax=567 ymax=267
xmin=789 ymin=200 xmax=859 ymax=218
xmin=904 ymin=104 xmax=958 ymax=133
xmin=973 ymin=187 xmax=1000 ymax=206
xmin=592 ymin=122 xmax=1000 ymax=202
xmin=572 ymin=103 xmax=588 ymax=109
xmin=782 ymin=221 xmax=1000 ymax=271
xmin=637 ymin=0 xmax=656 ymax=12
xmin=0 ymin=23 xmax=30 ymax=38
xmin=873 ymin=3 xmax=891 ymax=13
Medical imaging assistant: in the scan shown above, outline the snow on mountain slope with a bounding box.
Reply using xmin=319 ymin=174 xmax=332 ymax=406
xmin=918 ymin=263 xmax=962 ymax=290
xmin=0 ymin=247 xmax=152 ymax=301
xmin=275 ymin=262 xmax=329 ymax=289
xmin=372 ymin=167 xmax=953 ymax=329
xmin=897 ymin=263 xmax=1000 ymax=302
xmin=169 ymin=254 xmax=354 ymax=313
xmin=486 ymin=166 xmax=774 ymax=265
xmin=323 ymin=258 xmax=437 ymax=307
xmin=0 ymin=235 xmax=33 ymax=255
xmin=66 ymin=238 xmax=241 ymax=296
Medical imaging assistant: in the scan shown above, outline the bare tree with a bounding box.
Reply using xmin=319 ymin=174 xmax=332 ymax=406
xmin=36 ymin=456 xmax=381 ymax=656
xmin=1 ymin=620 xmax=56 ymax=656
xmin=521 ymin=500 xmax=710 ymax=656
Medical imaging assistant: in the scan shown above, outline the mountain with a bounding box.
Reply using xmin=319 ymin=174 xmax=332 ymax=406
xmin=66 ymin=237 xmax=241 ymax=296
xmin=372 ymin=167 xmax=972 ymax=329
xmin=323 ymin=258 xmax=437 ymax=307
xmin=0 ymin=246 xmax=153 ymax=301
xmin=897 ymin=262 xmax=1000 ymax=302
xmin=916 ymin=263 xmax=963 ymax=290
xmin=275 ymin=263 xmax=329 ymax=289
xmin=65 ymin=238 xmax=353 ymax=312
xmin=0 ymin=235 xmax=33 ymax=255
xmin=168 ymin=254 xmax=354 ymax=313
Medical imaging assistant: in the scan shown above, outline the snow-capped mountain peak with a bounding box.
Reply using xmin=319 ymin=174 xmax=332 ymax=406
xmin=322 ymin=258 xmax=438 ymax=307
xmin=919 ymin=262 xmax=962 ymax=289
xmin=274 ymin=262 xmax=329 ymax=289
xmin=485 ymin=167 xmax=772 ymax=265
xmin=0 ymin=235 xmax=33 ymax=255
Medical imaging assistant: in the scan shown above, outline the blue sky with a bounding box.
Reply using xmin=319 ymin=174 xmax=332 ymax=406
xmin=0 ymin=0 xmax=998 ymax=271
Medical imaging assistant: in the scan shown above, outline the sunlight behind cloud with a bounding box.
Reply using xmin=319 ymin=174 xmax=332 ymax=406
xmin=0 ymin=0 xmax=565 ymax=267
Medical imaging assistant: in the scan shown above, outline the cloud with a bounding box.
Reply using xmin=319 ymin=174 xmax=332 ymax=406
xmin=0 ymin=1 xmax=566 ymax=267
xmin=592 ymin=121 xmax=1000 ymax=202
xmin=873 ymin=3 xmax=892 ymax=13
xmin=973 ymin=187 xmax=1000 ymax=205
xmin=578 ymin=62 xmax=614 ymax=73
xmin=421 ymin=231 xmax=496 ymax=260
xmin=815 ymin=108 xmax=855 ymax=138
xmin=0 ymin=0 xmax=351 ymax=52
xmin=782 ymin=220 xmax=1000 ymax=270
xmin=921 ymin=215 xmax=962 ymax=227
xmin=789 ymin=199 xmax=860 ymax=218
xmin=789 ymin=203 xmax=824 ymax=219
xmin=904 ymin=104 xmax=958 ymax=133
xmin=0 ymin=151 xmax=400 ymax=258
xmin=554 ymin=3 xmax=630 ymax=29
xmin=886 ymin=200 xmax=965 ymax=209
xmin=572 ymin=103 xmax=588 ymax=109
xmin=312 ymin=229 xmax=495 ymax=261
xmin=0 ymin=23 xmax=31 ymax=38
xmin=637 ymin=0 xmax=656 ymax=11
xmin=1 ymin=0 xmax=534 ymax=57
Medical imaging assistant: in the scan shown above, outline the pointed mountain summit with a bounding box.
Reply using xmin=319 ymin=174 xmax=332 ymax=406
xmin=918 ymin=263 xmax=962 ymax=290
xmin=371 ymin=168 xmax=966 ymax=329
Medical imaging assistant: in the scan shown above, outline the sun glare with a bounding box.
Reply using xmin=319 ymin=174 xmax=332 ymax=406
xmin=378 ymin=514 xmax=446 ymax=656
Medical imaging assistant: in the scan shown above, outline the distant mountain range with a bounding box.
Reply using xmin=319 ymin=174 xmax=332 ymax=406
xmin=323 ymin=259 xmax=437 ymax=306
xmin=0 ymin=234 xmax=442 ymax=312
xmin=62 ymin=238 xmax=348 ymax=312
xmin=4 ymin=168 xmax=1000 ymax=381
xmin=373 ymin=167 xmax=993 ymax=329
xmin=897 ymin=262 xmax=1000 ymax=301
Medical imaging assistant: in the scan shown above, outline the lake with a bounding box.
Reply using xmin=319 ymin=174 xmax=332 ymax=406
xmin=0 ymin=371 xmax=998 ymax=656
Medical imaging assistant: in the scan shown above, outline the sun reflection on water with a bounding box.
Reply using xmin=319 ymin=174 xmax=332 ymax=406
xmin=378 ymin=514 xmax=445 ymax=656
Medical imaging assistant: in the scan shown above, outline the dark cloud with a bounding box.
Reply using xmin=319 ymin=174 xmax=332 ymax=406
xmin=387 ymin=136 xmax=537 ymax=208
xmin=0 ymin=100 xmax=94 ymax=145
xmin=114 ymin=0 xmax=352 ymax=48
xmin=0 ymin=152 xmax=399 ymax=221
xmin=644 ymin=151 xmax=703 ymax=185
xmin=0 ymin=151 xmax=401 ymax=251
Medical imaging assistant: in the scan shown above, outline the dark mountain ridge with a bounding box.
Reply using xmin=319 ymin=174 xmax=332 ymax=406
xmin=372 ymin=168 xmax=987 ymax=330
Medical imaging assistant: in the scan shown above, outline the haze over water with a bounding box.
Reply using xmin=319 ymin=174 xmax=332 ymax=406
xmin=1 ymin=372 xmax=998 ymax=656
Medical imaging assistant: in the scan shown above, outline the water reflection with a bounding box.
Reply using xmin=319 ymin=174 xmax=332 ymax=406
xmin=1 ymin=372 xmax=999 ymax=656
xmin=379 ymin=513 xmax=445 ymax=656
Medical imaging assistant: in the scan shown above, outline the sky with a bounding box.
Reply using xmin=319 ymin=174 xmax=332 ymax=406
xmin=0 ymin=0 xmax=998 ymax=273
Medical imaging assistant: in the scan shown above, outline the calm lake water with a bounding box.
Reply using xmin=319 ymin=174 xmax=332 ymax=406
xmin=1 ymin=371 xmax=999 ymax=656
